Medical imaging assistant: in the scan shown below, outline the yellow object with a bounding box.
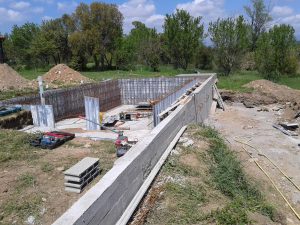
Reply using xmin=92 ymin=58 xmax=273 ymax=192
xmin=99 ymin=112 xmax=105 ymax=123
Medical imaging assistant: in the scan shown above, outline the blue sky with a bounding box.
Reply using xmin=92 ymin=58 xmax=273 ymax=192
xmin=1 ymin=0 xmax=300 ymax=38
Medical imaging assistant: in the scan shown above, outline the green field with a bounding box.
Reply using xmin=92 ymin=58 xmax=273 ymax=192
xmin=18 ymin=65 xmax=196 ymax=81
xmin=1 ymin=68 xmax=298 ymax=101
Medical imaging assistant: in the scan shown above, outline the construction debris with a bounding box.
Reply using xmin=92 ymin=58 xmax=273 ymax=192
xmin=279 ymin=122 xmax=299 ymax=131
xmin=272 ymin=124 xmax=298 ymax=136
xmin=64 ymin=157 xmax=100 ymax=193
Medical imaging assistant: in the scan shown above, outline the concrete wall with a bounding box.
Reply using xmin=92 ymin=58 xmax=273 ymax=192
xmin=119 ymin=76 xmax=209 ymax=105
xmin=53 ymin=75 xmax=216 ymax=225
xmin=0 ymin=80 xmax=121 ymax=121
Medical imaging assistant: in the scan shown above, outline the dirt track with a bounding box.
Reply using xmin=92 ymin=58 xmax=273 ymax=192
xmin=209 ymin=103 xmax=300 ymax=225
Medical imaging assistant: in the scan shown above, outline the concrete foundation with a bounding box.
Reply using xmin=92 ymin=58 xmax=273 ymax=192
xmin=53 ymin=75 xmax=216 ymax=225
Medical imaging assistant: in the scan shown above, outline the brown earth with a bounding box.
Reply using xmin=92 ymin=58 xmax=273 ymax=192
xmin=221 ymin=79 xmax=300 ymax=121
xmin=0 ymin=137 xmax=116 ymax=225
xmin=43 ymin=64 xmax=92 ymax=86
xmin=0 ymin=64 xmax=31 ymax=90
xmin=208 ymin=104 xmax=300 ymax=225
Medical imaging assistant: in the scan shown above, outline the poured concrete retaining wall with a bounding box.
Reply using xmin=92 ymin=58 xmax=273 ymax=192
xmin=53 ymin=75 xmax=216 ymax=225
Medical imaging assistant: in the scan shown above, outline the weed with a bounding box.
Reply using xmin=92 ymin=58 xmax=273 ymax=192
xmin=163 ymin=182 xmax=206 ymax=224
xmin=195 ymin=126 xmax=279 ymax=223
xmin=0 ymin=130 xmax=41 ymax=163
xmin=40 ymin=162 xmax=54 ymax=172
xmin=16 ymin=173 xmax=36 ymax=190
xmin=1 ymin=195 xmax=42 ymax=223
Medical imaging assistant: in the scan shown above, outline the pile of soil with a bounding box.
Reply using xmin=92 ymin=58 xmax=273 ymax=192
xmin=221 ymin=79 xmax=300 ymax=121
xmin=244 ymin=80 xmax=300 ymax=104
xmin=43 ymin=64 xmax=91 ymax=86
xmin=0 ymin=64 xmax=31 ymax=90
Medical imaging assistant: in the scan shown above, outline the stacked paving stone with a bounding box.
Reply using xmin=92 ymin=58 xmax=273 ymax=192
xmin=64 ymin=157 xmax=100 ymax=193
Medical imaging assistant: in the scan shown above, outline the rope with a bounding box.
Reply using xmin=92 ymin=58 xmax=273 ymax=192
xmin=240 ymin=145 xmax=300 ymax=221
xmin=234 ymin=138 xmax=300 ymax=192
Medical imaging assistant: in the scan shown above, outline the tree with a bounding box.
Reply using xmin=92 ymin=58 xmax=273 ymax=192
xmin=244 ymin=0 xmax=272 ymax=50
xmin=125 ymin=21 xmax=161 ymax=71
xmin=30 ymin=16 xmax=73 ymax=66
xmin=164 ymin=9 xmax=204 ymax=70
xmin=255 ymin=24 xmax=298 ymax=80
xmin=209 ymin=16 xmax=249 ymax=75
xmin=71 ymin=2 xmax=123 ymax=70
xmin=9 ymin=23 xmax=40 ymax=67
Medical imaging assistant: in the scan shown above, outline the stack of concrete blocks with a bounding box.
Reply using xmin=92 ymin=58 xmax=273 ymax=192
xmin=64 ymin=157 xmax=100 ymax=193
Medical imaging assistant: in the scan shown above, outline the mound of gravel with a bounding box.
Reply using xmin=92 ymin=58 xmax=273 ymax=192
xmin=43 ymin=64 xmax=91 ymax=86
xmin=0 ymin=64 xmax=31 ymax=90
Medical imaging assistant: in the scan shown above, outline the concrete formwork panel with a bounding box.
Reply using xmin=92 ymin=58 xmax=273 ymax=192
xmin=30 ymin=105 xmax=55 ymax=128
xmin=84 ymin=96 xmax=100 ymax=131
xmin=53 ymin=75 xmax=216 ymax=225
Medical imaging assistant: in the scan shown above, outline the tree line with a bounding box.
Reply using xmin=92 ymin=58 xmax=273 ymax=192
xmin=1 ymin=0 xmax=299 ymax=80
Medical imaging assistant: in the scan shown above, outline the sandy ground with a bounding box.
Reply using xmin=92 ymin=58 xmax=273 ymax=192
xmin=208 ymin=103 xmax=300 ymax=225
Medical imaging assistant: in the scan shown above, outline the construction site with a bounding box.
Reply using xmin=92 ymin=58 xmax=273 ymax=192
xmin=0 ymin=58 xmax=299 ymax=225
xmin=0 ymin=62 xmax=219 ymax=225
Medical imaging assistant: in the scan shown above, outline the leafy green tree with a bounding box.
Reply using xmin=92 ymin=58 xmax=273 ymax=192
xmin=9 ymin=23 xmax=40 ymax=67
xmin=29 ymin=16 xmax=74 ymax=66
xmin=71 ymin=2 xmax=123 ymax=69
xmin=209 ymin=16 xmax=249 ymax=75
xmin=244 ymin=0 xmax=272 ymax=50
xmin=255 ymin=24 xmax=298 ymax=80
xmin=164 ymin=9 xmax=204 ymax=70
xmin=195 ymin=45 xmax=214 ymax=70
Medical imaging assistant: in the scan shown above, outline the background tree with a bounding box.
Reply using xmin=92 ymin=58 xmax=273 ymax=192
xmin=244 ymin=0 xmax=272 ymax=50
xmin=164 ymin=9 xmax=204 ymax=70
xmin=71 ymin=2 xmax=123 ymax=70
xmin=9 ymin=23 xmax=40 ymax=67
xmin=209 ymin=16 xmax=249 ymax=75
xmin=255 ymin=24 xmax=298 ymax=80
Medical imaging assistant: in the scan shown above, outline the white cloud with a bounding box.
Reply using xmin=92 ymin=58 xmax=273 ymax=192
xmin=31 ymin=6 xmax=44 ymax=14
xmin=0 ymin=7 xmax=23 ymax=24
xmin=271 ymin=6 xmax=294 ymax=17
xmin=57 ymin=1 xmax=78 ymax=13
xmin=176 ymin=0 xmax=225 ymax=24
xmin=119 ymin=0 xmax=165 ymax=33
xmin=10 ymin=1 xmax=31 ymax=10
xmin=42 ymin=15 xmax=53 ymax=21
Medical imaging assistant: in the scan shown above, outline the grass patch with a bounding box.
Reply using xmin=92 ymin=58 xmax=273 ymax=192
xmin=40 ymin=162 xmax=54 ymax=173
xmin=162 ymin=182 xmax=206 ymax=224
xmin=197 ymin=126 xmax=279 ymax=223
xmin=218 ymin=70 xmax=300 ymax=91
xmin=0 ymin=194 xmax=42 ymax=224
xmin=0 ymin=89 xmax=37 ymax=101
xmin=0 ymin=130 xmax=42 ymax=163
xmin=16 ymin=173 xmax=37 ymax=190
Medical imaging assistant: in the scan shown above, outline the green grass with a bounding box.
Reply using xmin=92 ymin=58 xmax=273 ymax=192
xmin=0 ymin=130 xmax=41 ymax=163
xmin=0 ymin=89 xmax=37 ymax=101
xmin=40 ymin=162 xmax=54 ymax=173
xmin=16 ymin=173 xmax=37 ymax=190
xmin=197 ymin=126 xmax=280 ymax=223
xmin=17 ymin=65 xmax=195 ymax=81
xmin=218 ymin=70 xmax=300 ymax=91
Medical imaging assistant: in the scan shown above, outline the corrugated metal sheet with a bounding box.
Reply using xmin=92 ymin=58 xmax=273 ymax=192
xmin=84 ymin=96 xmax=100 ymax=130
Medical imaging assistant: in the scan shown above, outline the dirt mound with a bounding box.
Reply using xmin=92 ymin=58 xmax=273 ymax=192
xmin=244 ymin=79 xmax=300 ymax=104
xmin=221 ymin=79 xmax=300 ymax=121
xmin=0 ymin=64 xmax=31 ymax=90
xmin=43 ymin=64 xmax=91 ymax=86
